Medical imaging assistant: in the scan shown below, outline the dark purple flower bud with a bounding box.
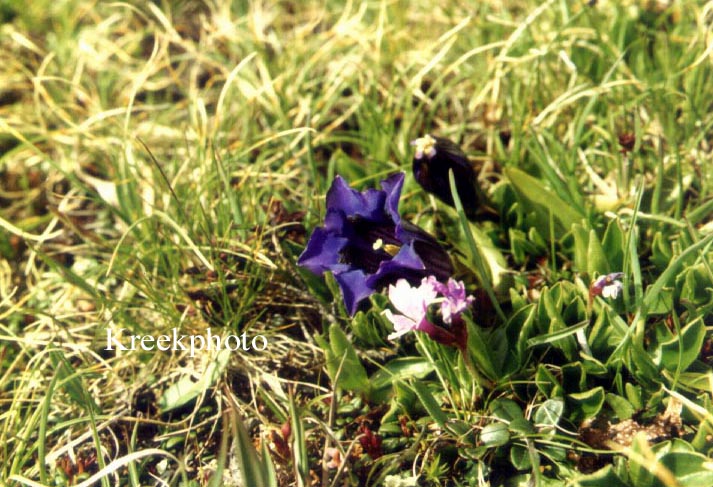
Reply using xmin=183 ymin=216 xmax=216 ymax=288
xmin=411 ymin=134 xmax=483 ymax=219
xmin=298 ymin=173 xmax=453 ymax=315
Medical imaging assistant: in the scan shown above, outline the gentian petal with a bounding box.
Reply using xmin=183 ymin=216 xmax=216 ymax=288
xmin=396 ymin=221 xmax=453 ymax=281
xmin=334 ymin=269 xmax=374 ymax=315
xmin=323 ymin=209 xmax=348 ymax=233
xmin=366 ymin=242 xmax=425 ymax=289
xmin=326 ymin=175 xmax=384 ymax=221
xmin=379 ymin=172 xmax=405 ymax=224
xmin=297 ymin=227 xmax=349 ymax=276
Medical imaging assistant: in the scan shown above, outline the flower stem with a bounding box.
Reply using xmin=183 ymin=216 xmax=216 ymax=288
xmin=458 ymin=343 xmax=494 ymax=390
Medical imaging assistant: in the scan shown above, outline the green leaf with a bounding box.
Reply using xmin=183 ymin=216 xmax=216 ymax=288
xmin=49 ymin=350 xmax=100 ymax=414
xmin=232 ymin=414 xmax=268 ymax=487
xmin=569 ymin=387 xmax=605 ymax=420
xmin=535 ymin=365 xmax=561 ymax=398
xmin=575 ymin=465 xmax=629 ymax=487
xmin=562 ymin=361 xmax=587 ymax=392
xmin=573 ymin=223 xmax=589 ymax=274
xmin=534 ymin=399 xmax=564 ymax=431
xmin=412 ymin=380 xmax=449 ymax=430
xmin=587 ymin=228 xmax=610 ymax=277
xmin=353 ymin=295 xmax=392 ymax=345
xmin=647 ymin=287 xmax=674 ymax=315
xmin=510 ymin=444 xmax=532 ymax=470
xmin=506 ymin=303 xmax=536 ymax=372
xmin=676 ymin=372 xmax=713 ymax=391
xmin=582 ymin=356 xmax=608 ymax=377
xmin=656 ymin=319 xmax=705 ymax=374
xmin=628 ymin=342 xmax=661 ymax=386
xmin=509 ymin=418 xmax=536 ymax=435
xmin=606 ymin=393 xmax=635 ymax=420
xmin=260 ymin=439 xmax=278 ymax=487
xmin=650 ymin=231 xmax=674 ymax=270
xmin=657 ymin=450 xmax=713 ymax=487
xmin=462 ymin=221 xmax=513 ymax=295
xmin=539 ymin=286 xmax=577 ymax=359
xmin=448 ymin=170 xmax=507 ymax=321
xmin=679 ymin=264 xmax=713 ymax=307
xmin=369 ymin=358 xmax=434 ymax=403
xmin=628 ymin=433 xmax=655 ymax=487
xmin=643 ymin=233 xmax=713 ymax=310
xmin=465 ymin=318 xmax=499 ymax=381
xmin=509 ymin=228 xmax=529 ymax=264
xmin=315 ymin=324 xmax=370 ymax=394
xmin=490 ymin=398 xmax=525 ymax=422
xmin=159 ymin=348 xmax=230 ymax=412
xmin=504 ymin=167 xmax=585 ymax=237
xmin=289 ymin=393 xmax=309 ymax=487
xmin=589 ymin=307 xmax=628 ymax=357
xmin=480 ymin=422 xmax=510 ymax=447
xmin=625 ymin=383 xmax=643 ymax=413
xmin=526 ymin=320 xmax=589 ymax=348
xmin=602 ymin=219 xmax=625 ymax=271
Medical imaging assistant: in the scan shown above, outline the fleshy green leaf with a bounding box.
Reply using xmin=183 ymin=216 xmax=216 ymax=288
xmin=412 ymin=380 xmax=449 ymax=429
xmin=505 ymin=167 xmax=585 ymax=237
xmin=656 ymin=319 xmax=705 ymax=373
xmin=510 ymin=444 xmax=532 ymax=470
xmin=369 ymin=357 xmax=435 ymax=403
xmin=480 ymin=422 xmax=510 ymax=447
xmin=587 ymin=229 xmax=610 ymax=277
xmin=606 ymin=393 xmax=635 ymax=420
xmin=569 ymin=387 xmax=605 ymax=419
xmin=534 ymin=399 xmax=564 ymax=431
xmin=575 ymin=465 xmax=629 ymax=487
xmin=643 ymin=233 xmax=713 ymax=310
xmin=490 ymin=398 xmax=525 ymax=422
xmin=315 ymin=324 xmax=370 ymax=394
xmin=658 ymin=450 xmax=713 ymax=486
xmin=465 ymin=318 xmax=499 ymax=381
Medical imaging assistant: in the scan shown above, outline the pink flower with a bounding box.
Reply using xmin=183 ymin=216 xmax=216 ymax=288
xmin=384 ymin=278 xmax=439 ymax=340
xmin=324 ymin=447 xmax=342 ymax=469
xmin=384 ymin=276 xmax=474 ymax=346
xmin=429 ymin=277 xmax=475 ymax=324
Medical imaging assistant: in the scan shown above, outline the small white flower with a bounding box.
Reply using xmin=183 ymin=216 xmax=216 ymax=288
xmin=591 ymin=272 xmax=624 ymax=300
xmin=410 ymin=134 xmax=437 ymax=160
xmin=601 ymin=280 xmax=623 ymax=299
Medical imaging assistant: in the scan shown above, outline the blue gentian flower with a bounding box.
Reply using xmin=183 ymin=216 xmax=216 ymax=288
xmin=298 ymin=173 xmax=453 ymax=315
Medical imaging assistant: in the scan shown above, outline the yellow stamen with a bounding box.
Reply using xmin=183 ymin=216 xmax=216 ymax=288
xmin=383 ymin=244 xmax=400 ymax=256
xmin=372 ymin=238 xmax=400 ymax=256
